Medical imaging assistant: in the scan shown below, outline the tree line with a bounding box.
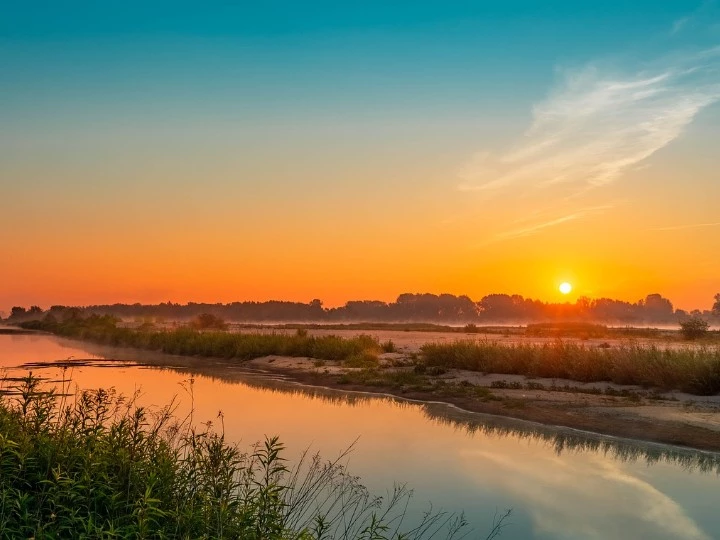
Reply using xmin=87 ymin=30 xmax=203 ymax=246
xmin=6 ymin=292 xmax=720 ymax=325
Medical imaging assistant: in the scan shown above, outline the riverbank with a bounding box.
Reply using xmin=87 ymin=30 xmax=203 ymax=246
xmin=242 ymin=354 xmax=720 ymax=452
xmin=19 ymin=342 xmax=720 ymax=453
xmin=7 ymin=323 xmax=720 ymax=539
xmin=15 ymin=318 xmax=720 ymax=451
xmin=0 ymin=372 xmax=478 ymax=539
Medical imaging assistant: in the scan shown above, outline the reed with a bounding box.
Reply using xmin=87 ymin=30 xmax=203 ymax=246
xmin=420 ymin=340 xmax=720 ymax=395
xmin=21 ymin=316 xmax=380 ymax=363
xmin=0 ymin=374 xmax=503 ymax=539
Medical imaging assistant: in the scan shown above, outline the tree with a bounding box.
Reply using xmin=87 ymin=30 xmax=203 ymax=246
xmin=190 ymin=313 xmax=228 ymax=330
xmin=640 ymin=294 xmax=673 ymax=321
xmin=62 ymin=308 xmax=84 ymax=322
xmin=713 ymin=294 xmax=720 ymax=316
xmin=679 ymin=317 xmax=709 ymax=340
xmin=10 ymin=307 xmax=26 ymax=319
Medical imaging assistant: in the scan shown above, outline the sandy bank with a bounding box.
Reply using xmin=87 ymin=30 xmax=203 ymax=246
xmin=245 ymin=354 xmax=720 ymax=451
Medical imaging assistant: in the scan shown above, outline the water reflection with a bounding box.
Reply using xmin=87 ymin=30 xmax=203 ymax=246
xmin=2 ymin=334 xmax=720 ymax=539
xmin=5 ymin=335 xmax=720 ymax=475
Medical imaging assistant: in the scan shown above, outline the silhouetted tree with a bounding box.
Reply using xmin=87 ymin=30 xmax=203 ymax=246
xmin=27 ymin=290 xmax=716 ymax=325
xmin=639 ymin=294 xmax=674 ymax=321
xmin=62 ymin=308 xmax=84 ymax=322
xmin=478 ymin=294 xmax=525 ymax=321
xmin=10 ymin=307 xmax=26 ymax=319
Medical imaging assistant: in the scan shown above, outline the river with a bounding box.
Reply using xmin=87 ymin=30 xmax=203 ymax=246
xmin=1 ymin=331 xmax=719 ymax=539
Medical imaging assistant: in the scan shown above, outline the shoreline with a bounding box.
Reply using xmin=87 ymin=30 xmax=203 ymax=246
xmin=243 ymin=356 xmax=720 ymax=453
xmin=14 ymin=348 xmax=720 ymax=463
xmin=11 ymin=329 xmax=720 ymax=453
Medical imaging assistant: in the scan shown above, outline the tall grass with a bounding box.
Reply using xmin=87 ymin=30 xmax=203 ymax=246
xmin=420 ymin=340 xmax=720 ymax=395
xmin=21 ymin=316 xmax=380 ymax=363
xmin=0 ymin=374 xmax=498 ymax=539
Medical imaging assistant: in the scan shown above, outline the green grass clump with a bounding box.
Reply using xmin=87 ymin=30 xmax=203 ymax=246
xmin=344 ymin=351 xmax=380 ymax=368
xmin=420 ymin=340 xmax=720 ymax=395
xmin=0 ymin=375 xmax=482 ymax=539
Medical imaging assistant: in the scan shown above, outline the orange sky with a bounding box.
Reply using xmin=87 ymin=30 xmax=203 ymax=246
xmin=2 ymin=166 xmax=718 ymax=312
xmin=2 ymin=4 xmax=720 ymax=313
xmin=2 ymin=143 xmax=718 ymax=311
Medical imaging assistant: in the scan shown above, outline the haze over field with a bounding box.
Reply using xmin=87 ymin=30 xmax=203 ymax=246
xmin=2 ymin=1 xmax=719 ymax=309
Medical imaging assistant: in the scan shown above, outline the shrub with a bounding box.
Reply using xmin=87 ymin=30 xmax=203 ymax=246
xmin=191 ymin=313 xmax=229 ymax=330
xmin=680 ymin=317 xmax=710 ymax=340
xmin=344 ymin=351 xmax=379 ymax=368
xmin=0 ymin=375 xmax=483 ymax=539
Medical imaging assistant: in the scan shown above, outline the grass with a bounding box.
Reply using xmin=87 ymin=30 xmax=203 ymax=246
xmin=420 ymin=340 xmax=720 ymax=395
xmin=525 ymin=322 xmax=610 ymax=338
xmin=0 ymin=374 xmax=502 ymax=539
xmin=336 ymin=368 xmax=499 ymax=401
xmin=236 ymin=322 xmax=526 ymax=335
xmin=21 ymin=316 xmax=381 ymax=364
xmin=488 ymin=379 xmax=671 ymax=401
xmin=338 ymin=368 xmax=432 ymax=390
xmin=344 ymin=351 xmax=380 ymax=368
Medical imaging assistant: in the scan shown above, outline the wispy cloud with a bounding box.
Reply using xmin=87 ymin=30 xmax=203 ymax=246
xmin=460 ymin=448 xmax=712 ymax=540
xmin=671 ymin=16 xmax=692 ymax=35
xmin=459 ymin=47 xmax=720 ymax=193
xmin=671 ymin=1 xmax=717 ymax=35
xmin=651 ymin=221 xmax=720 ymax=231
xmin=484 ymin=203 xmax=616 ymax=244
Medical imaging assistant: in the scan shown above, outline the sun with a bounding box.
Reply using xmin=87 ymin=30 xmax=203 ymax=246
xmin=559 ymin=282 xmax=573 ymax=295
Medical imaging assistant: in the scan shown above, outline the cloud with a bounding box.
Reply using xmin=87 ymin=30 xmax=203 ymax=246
xmin=671 ymin=16 xmax=692 ymax=35
xmin=490 ymin=204 xmax=615 ymax=243
xmin=460 ymin=447 xmax=712 ymax=540
xmin=671 ymin=1 xmax=718 ymax=36
xmin=651 ymin=221 xmax=720 ymax=231
xmin=459 ymin=47 xmax=720 ymax=193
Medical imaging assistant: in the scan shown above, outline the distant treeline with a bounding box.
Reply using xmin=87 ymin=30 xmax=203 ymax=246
xmin=6 ymin=292 xmax=720 ymax=325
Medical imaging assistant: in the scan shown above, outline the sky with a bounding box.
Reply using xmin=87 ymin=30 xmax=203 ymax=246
xmin=1 ymin=0 xmax=719 ymax=311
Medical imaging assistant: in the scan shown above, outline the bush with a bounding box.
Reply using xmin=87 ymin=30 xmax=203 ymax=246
xmin=344 ymin=351 xmax=380 ymax=368
xmin=0 ymin=375 xmax=481 ymax=539
xmin=191 ymin=313 xmax=229 ymax=330
xmin=680 ymin=317 xmax=710 ymax=340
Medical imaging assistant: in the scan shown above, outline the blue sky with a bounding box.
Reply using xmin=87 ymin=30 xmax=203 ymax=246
xmin=3 ymin=1 xmax=711 ymax=114
xmin=4 ymin=0 xmax=716 ymax=173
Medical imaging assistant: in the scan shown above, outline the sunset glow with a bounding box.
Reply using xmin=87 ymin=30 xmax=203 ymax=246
xmin=559 ymin=283 xmax=573 ymax=295
xmin=1 ymin=1 xmax=718 ymax=313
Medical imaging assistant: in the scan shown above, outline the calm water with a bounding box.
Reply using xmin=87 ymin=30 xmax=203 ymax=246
xmin=1 ymin=332 xmax=720 ymax=540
